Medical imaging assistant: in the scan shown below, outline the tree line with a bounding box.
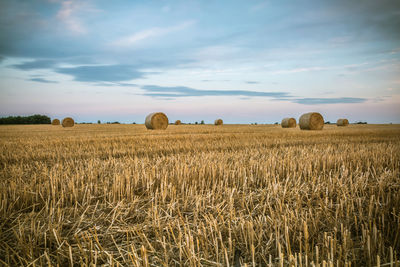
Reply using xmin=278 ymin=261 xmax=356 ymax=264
xmin=0 ymin=115 xmax=51 ymax=124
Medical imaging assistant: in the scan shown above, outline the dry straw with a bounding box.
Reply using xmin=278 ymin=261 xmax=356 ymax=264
xmin=281 ymin=118 xmax=296 ymax=128
xmin=51 ymin=119 xmax=60 ymax=125
xmin=337 ymin=119 xmax=349 ymax=126
xmin=145 ymin=112 xmax=169 ymax=130
xmin=214 ymin=119 xmax=223 ymax=126
xmin=299 ymin=112 xmax=324 ymax=130
xmin=175 ymin=120 xmax=181 ymax=125
xmin=62 ymin=117 xmax=74 ymax=128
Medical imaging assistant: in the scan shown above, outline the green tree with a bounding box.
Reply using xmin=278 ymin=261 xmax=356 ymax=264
xmin=0 ymin=114 xmax=51 ymax=124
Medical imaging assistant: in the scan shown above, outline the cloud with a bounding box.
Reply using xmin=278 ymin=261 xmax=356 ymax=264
xmin=267 ymin=62 xmax=372 ymax=75
xmin=56 ymin=65 xmax=145 ymax=82
xmin=29 ymin=77 xmax=58 ymax=83
xmin=94 ymin=82 xmax=139 ymax=87
xmin=245 ymin=81 xmax=260 ymax=84
xmin=56 ymin=0 xmax=98 ymax=34
xmin=294 ymin=97 xmax=367 ymax=105
xmin=202 ymin=79 xmax=231 ymax=82
xmin=140 ymin=85 xmax=290 ymax=98
xmin=269 ymin=67 xmax=328 ymax=75
xmin=119 ymin=82 xmax=139 ymax=87
xmin=139 ymin=85 xmax=369 ymax=106
xmin=250 ymin=1 xmax=269 ymax=12
xmin=112 ymin=20 xmax=195 ymax=47
xmin=13 ymin=59 xmax=55 ymax=70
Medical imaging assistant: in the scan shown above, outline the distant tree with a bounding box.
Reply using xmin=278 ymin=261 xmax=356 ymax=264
xmin=325 ymin=121 xmax=331 ymax=124
xmin=200 ymin=120 xmax=205 ymax=124
xmin=132 ymin=122 xmax=136 ymax=124
xmin=0 ymin=114 xmax=51 ymax=124
xmin=255 ymin=122 xmax=258 ymax=125
xmin=98 ymin=120 xmax=101 ymax=124
xmin=274 ymin=122 xmax=278 ymax=125
xmin=195 ymin=121 xmax=198 ymax=125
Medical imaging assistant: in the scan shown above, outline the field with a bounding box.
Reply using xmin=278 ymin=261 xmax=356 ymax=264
xmin=0 ymin=124 xmax=399 ymax=266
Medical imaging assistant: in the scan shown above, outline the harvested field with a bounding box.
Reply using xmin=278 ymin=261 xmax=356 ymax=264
xmin=0 ymin=124 xmax=399 ymax=266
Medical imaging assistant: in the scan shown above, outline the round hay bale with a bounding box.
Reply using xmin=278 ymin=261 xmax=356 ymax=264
xmin=337 ymin=118 xmax=349 ymax=126
xmin=214 ymin=119 xmax=223 ymax=125
xmin=145 ymin=112 xmax=169 ymax=130
xmin=52 ymin=119 xmax=60 ymax=125
xmin=175 ymin=120 xmax=181 ymax=125
xmin=299 ymin=112 xmax=324 ymax=130
xmin=281 ymin=117 xmax=296 ymax=128
xmin=62 ymin=117 xmax=75 ymax=127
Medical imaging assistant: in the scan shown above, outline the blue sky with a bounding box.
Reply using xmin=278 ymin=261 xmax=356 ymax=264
xmin=0 ymin=0 xmax=399 ymax=123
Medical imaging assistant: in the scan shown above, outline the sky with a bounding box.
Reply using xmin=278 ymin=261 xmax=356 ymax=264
xmin=0 ymin=0 xmax=399 ymax=124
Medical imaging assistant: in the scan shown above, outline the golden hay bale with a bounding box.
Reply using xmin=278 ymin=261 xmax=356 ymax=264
xmin=281 ymin=117 xmax=296 ymax=128
xmin=51 ymin=119 xmax=60 ymax=125
xmin=214 ymin=119 xmax=223 ymax=125
xmin=299 ymin=112 xmax=324 ymax=130
xmin=62 ymin=117 xmax=75 ymax=127
xmin=145 ymin=112 xmax=169 ymax=130
xmin=175 ymin=120 xmax=181 ymax=125
xmin=337 ymin=118 xmax=349 ymax=126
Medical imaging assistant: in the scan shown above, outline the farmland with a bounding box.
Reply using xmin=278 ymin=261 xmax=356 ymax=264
xmin=0 ymin=124 xmax=399 ymax=266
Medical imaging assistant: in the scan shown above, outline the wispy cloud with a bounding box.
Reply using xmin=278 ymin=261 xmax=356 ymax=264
xmin=13 ymin=59 xmax=55 ymax=70
xmin=56 ymin=65 xmax=145 ymax=82
xmin=139 ymin=85 xmax=368 ymax=105
xmin=56 ymin=0 xmax=99 ymax=34
xmin=268 ymin=62 xmax=371 ymax=75
xmin=94 ymin=82 xmax=139 ymax=87
xmin=269 ymin=67 xmax=328 ymax=75
xmin=201 ymin=79 xmax=231 ymax=82
xmin=249 ymin=1 xmax=269 ymax=12
xmin=245 ymin=81 xmax=260 ymax=84
xmin=294 ymin=97 xmax=367 ymax=105
xmin=112 ymin=21 xmax=195 ymax=47
xmin=140 ymin=85 xmax=289 ymax=98
xmin=29 ymin=77 xmax=58 ymax=83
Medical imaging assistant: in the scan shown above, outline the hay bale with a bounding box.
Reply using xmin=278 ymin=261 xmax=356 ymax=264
xmin=145 ymin=112 xmax=169 ymax=130
xmin=175 ymin=120 xmax=181 ymax=125
xmin=214 ymin=119 xmax=223 ymax=125
xmin=299 ymin=112 xmax=324 ymax=130
xmin=52 ymin=119 xmax=60 ymax=125
xmin=281 ymin=117 xmax=296 ymax=128
xmin=62 ymin=117 xmax=74 ymax=127
xmin=337 ymin=118 xmax=349 ymax=126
